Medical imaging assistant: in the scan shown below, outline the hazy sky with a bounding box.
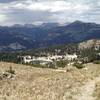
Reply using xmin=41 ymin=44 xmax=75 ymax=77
xmin=0 ymin=0 xmax=100 ymax=25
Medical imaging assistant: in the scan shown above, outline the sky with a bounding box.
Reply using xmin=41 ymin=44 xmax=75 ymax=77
xmin=0 ymin=0 xmax=100 ymax=26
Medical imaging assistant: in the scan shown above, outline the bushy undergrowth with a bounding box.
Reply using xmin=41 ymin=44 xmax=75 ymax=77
xmin=93 ymin=60 xmax=100 ymax=64
xmin=73 ymin=62 xmax=85 ymax=69
xmin=56 ymin=60 xmax=68 ymax=68
xmin=23 ymin=60 xmax=68 ymax=69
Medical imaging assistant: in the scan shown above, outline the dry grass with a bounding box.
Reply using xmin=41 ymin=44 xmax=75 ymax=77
xmin=83 ymin=63 xmax=100 ymax=78
xmin=0 ymin=62 xmax=100 ymax=100
xmin=93 ymin=81 xmax=100 ymax=100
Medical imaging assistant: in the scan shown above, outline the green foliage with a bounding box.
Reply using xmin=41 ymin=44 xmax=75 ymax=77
xmin=73 ymin=62 xmax=85 ymax=69
xmin=32 ymin=64 xmax=45 ymax=68
xmin=24 ymin=62 xmax=56 ymax=69
xmin=0 ymin=52 xmax=21 ymax=63
xmin=93 ymin=60 xmax=100 ymax=64
xmin=56 ymin=60 xmax=68 ymax=68
xmin=79 ymin=48 xmax=98 ymax=63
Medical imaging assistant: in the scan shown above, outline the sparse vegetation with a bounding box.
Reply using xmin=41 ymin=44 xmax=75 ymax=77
xmin=6 ymin=66 xmax=15 ymax=75
xmin=94 ymin=81 xmax=100 ymax=100
xmin=0 ymin=62 xmax=88 ymax=100
xmin=56 ymin=60 xmax=68 ymax=68
xmin=0 ymin=61 xmax=100 ymax=100
xmin=0 ymin=66 xmax=15 ymax=80
xmin=93 ymin=60 xmax=100 ymax=64
xmin=73 ymin=62 xmax=85 ymax=69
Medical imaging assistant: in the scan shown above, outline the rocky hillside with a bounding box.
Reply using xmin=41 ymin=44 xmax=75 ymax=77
xmin=78 ymin=39 xmax=100 ymax=50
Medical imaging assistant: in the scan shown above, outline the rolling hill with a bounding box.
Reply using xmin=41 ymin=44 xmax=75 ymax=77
xmin=0 ymin=62 xmax=100 ymax=100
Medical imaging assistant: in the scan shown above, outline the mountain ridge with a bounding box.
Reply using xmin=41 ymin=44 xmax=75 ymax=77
xmin=0 ymin=20 xmax=100 ymax=51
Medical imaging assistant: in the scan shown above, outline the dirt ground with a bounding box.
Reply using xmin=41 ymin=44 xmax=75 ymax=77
xmin=0 ymin=62 xmax=100 ymax=100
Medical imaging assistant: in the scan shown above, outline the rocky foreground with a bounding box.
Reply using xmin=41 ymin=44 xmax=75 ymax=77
xmin=0 ymin=62 xmax=100 ymax=100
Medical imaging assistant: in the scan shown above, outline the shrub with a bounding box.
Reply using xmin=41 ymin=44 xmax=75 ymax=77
xmin=93 ymin=60 xmax=100 ymax=64
xmin=6 ymin=66 xmax=15 ymax=75
xmin=56 ymin=60 xmax=68 ymax=68
xmin=73 ymin=62 xmax=85 ymax=69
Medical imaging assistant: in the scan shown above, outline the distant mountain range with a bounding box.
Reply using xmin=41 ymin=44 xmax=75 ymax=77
xmin=0 ymin=21 xmax=100 ymax=51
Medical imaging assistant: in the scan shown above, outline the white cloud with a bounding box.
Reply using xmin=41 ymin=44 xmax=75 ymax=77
xmin=0 ymin=0 xmax=100 ymax=25
xmin=0 ymin=15 xmax=7 ymax=22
